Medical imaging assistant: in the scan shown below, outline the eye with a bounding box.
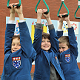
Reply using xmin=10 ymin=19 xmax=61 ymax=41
xmin=59 ymin=47 xmax=61 ymax=49
xmin=62 ymin=47 xmax=65 ymax=49
xmin=42 ymin=40 xmax=45 ymax=42
xmin=19 ymin=44 xmax=21 ymax=46
xmin=17 ymin=44 xmax=21 ymax=46
xmin=12 ymin=44 xmax=15 ymax=46
xmin=47 ymin=40 xmax=50 ymax=42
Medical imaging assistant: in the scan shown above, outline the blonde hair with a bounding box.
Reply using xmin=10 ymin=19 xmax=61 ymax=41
xmin=58 ymin=36 xmax=70 ymax=48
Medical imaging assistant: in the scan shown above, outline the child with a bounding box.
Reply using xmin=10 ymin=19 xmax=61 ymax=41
xmin=57 ymin=13 xmax=80 ymax=80
xmin=1 ymin=3 xmax=36 ymax=80
xmin=33 ymin=9 xmax=65 ymax=80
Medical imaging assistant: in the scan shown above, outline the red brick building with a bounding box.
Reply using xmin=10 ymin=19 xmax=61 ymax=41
xmin=0 ymin=0 xmax=80 ymax=75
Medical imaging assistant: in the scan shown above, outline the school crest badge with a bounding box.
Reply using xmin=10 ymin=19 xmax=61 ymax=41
xmin=65 ymin=54 xmax=70 ymax=62
xmin=12 ymin=57 xmax=21 ymax=69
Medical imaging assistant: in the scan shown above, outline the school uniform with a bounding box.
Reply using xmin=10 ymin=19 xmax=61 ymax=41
xmin=1 ymin=22 xmax=36 ymax=80
xmin=33 ymin=23 xmax=65 ymax=80
xmin=57 ymin=27 xmax=80 ymax=80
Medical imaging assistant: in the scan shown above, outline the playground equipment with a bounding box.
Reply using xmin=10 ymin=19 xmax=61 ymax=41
xmin=7 ymin=0 xmax=21 ymax=9
xmin=74 ymin=0 xmax=80 ymax=19
xmin=57 ymin=0 xmax=69 ymax=17
xmin=35 ymin=0 xmax=49 ymax=14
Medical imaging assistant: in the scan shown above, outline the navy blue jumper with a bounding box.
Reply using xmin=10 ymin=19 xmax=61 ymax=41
xmin=57 ymin=27 xmax=80 ymax=80
xmin=1 ymin=22 xmax=36 ymax=80
xmin=33 ymin=23 xmax=65 ymax=80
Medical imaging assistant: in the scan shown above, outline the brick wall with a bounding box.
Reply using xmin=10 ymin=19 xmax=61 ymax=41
xmin=0 ymin=0 xmax=80 ymax=75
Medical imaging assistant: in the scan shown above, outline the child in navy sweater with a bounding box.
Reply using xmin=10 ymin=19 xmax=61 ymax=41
xmin=33 ymin=9 xmax=65 ymax=80
xmin=1 ymin=3 xmax=36 ymax=80
xmin=57 ymin=13 xmax=80 ymax=80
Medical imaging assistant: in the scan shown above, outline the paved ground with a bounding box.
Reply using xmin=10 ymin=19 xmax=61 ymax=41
xmin=0 ymin=73 xmax=34 ymax=80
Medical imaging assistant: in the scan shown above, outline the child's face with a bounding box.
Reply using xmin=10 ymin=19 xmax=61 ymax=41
xmin=59 ymin=42 xmax=69 ymax=53
xmin=41 ymin=38 xmax=51 ymax=52
xmin=11 ymin=38 xmax=21 ymax=53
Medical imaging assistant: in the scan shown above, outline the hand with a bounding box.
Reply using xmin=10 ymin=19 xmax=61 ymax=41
xmin=37 ymin=9 xmax=43 ymax=23
xmin=59 ymin=13 xmax=70 ymax=22
xmin=9 ymin=3 xmax=15 ymax=20
xmin=14 ymin=3 xmax=24 ymax=20
xmin=59 ymin=13 xmax=71 ymax=28
xmin=37 ymin=9 xmax=43 ymax=19
xmin=14 ymin=3 xmax=23 ymax=16
xmin=64 ymin=15 xmax=70 ymax=22
xmin=43 ymin=9 xmax=50 ymax=20
xmin=43 ymin=9 xmax=52 ymax=25
xmin=59 ymin=14 xmax=65 ymax=23
xmin=9 ymin=3 xmax=15 ymax=14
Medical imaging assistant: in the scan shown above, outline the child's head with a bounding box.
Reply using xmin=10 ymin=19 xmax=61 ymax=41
xmin=58 ymin=36 xmax=70 ymax=53
xmin=41 ymin=32 xmax=51 ymax=52
xmin=11 ymin=35 xmax=21 ymax=53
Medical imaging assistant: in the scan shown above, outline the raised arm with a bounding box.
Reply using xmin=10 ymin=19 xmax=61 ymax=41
xmin=66 ymin=16 xmax=78 ymax=57
xmin=33 ymin=9 xmax=43 ymax=53
xmin=5 ymin=3 xmax=15 ymax=54
xmin=43 ymin=10 xmax=59 ymax=52
xmin=14 ymin=4 xmax=36 ymax=58
xmin=56 ymin=14 xmax=64 ymax=39
xmin=58 ymin=14 xmax=78 ymax=57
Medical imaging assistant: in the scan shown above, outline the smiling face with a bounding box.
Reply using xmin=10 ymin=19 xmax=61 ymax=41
xmin=41 ymin=38 xmax=51 ymax=52
xmin=11 ymin=37 xmax=21 ymax=53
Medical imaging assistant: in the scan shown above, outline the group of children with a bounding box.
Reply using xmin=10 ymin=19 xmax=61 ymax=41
xmin=1 ymin=3 xmax=80 ymax=80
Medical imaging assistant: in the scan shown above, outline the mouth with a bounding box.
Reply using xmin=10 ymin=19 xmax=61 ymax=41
xmin=43 ymin=46 xmax=49 ymax=48
xmin=13 ymin=50 xmax=17 ymax=52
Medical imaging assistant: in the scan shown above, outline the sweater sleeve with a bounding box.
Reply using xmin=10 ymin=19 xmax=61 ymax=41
xmin=19 ymin=22 xmax=36 ymax=59
xmin=4 ymin=24 xmax=15 ymax=54
xmin=56 ymin=30 xmax=63 ymax=39
xmin=33 ymin=23 xmax=42 ymax=54
xmin=49 ymin=24 xmax=59 ymax=53
xmin=68 ymin=27 xmax=78 ymax=58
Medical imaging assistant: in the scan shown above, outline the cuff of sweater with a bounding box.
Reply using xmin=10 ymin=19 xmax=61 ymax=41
xmin=36 ymin=23 xmax=42 ymax=29
xmin=48 ymin=24 xmax=54 ymax=30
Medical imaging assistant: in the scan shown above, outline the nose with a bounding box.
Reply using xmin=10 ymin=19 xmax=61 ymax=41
xmin=45 ymin=41 xmax=48 ymax=45
xmin=59 ymin=48 xmax=63 ymax=53
xmin=14 ymin=45 xmax=18 ymax=48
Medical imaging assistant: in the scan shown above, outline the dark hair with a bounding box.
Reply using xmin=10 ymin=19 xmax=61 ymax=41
xmin=42 ymin=32 xmax=50 ymax=40
xmin=12 ymin=35 xmax=20 ymax=41
xmin=58 ymin=36 xmax=70 ymax=48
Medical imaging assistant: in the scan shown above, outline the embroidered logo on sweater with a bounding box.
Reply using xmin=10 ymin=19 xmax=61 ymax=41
xmin=12 ymin=57 xmax=21 ymax=69
xmin=65 ymin=54 xmax=70 ymax=62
